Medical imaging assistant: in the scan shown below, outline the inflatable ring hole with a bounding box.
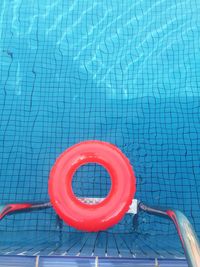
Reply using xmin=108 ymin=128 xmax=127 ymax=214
xmin=72 ymin=163 xmax=111 ymax=204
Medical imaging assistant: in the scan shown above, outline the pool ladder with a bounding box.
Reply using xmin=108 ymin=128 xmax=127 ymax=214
xmin=139 ymin=202 xmax=200 ymax=267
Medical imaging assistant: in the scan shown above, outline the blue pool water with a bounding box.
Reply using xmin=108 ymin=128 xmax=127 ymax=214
xmin=0 ymin=0 xmax=200 ymax=262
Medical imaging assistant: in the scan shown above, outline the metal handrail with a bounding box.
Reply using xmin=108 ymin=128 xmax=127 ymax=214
xmin=139 ymin=202 xmax=200 ymax=267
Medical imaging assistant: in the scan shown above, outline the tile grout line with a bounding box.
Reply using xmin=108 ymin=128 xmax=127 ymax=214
xmin=35 ymin=255 xmax=39 ymax=267
xmin=155 ymin=258 xmax=159 ymax=267
xmin=95 ymin=256 xmax=99 ymax=267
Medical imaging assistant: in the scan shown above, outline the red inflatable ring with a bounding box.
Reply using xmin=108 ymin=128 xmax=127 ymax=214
xmin=48 ymin=140 xmax=136 ymax=232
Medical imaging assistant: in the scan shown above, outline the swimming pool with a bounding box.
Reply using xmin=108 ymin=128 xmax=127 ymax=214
xmin=0 ymin=0 xmax=200 ymax=266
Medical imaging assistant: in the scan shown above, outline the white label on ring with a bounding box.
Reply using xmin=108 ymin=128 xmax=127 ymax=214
xmin=78 ymin=198 xmax=138 ymax=214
